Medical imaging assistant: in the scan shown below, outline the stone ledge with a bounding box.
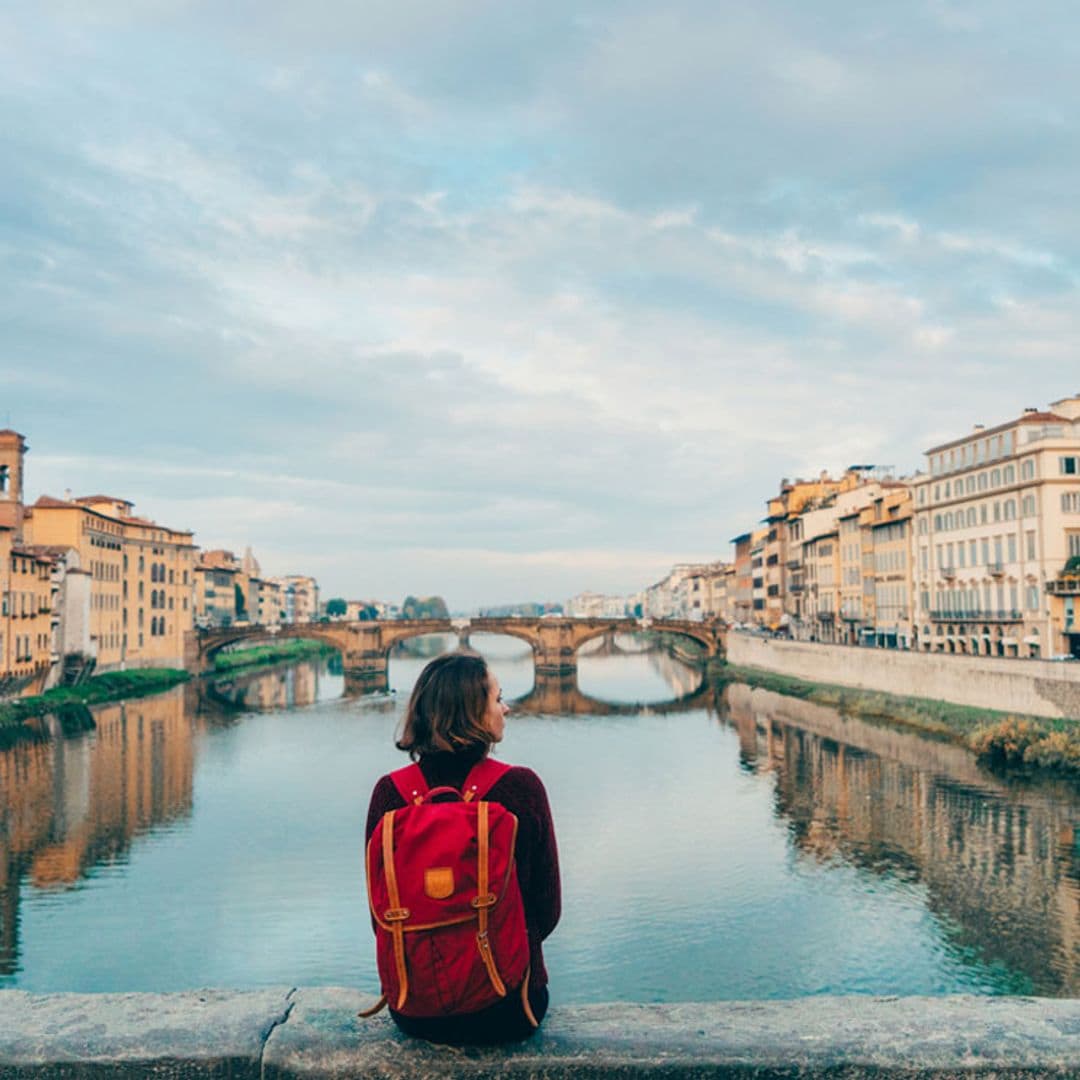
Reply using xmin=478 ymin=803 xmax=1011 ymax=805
xmin=2 ymin=989 xmax=1080 ymax=1078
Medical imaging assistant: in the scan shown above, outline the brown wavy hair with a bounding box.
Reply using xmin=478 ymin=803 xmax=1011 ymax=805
xmin=396 ymin=651 xmax=495 ymax=761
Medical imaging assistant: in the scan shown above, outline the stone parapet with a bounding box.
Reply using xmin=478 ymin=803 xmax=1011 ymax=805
xmin=728 ymin=633 xmax=1080 ymax=719
xmin=2 ymin=989 xmax=1080 ymax=1078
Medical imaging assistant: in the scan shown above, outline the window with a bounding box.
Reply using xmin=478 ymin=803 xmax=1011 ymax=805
xmin=1027 ymin=585 xmax=1039 ymax=611
xmin=1004 ymin=500 xmax=1016 ymax=520
xmin=1022 ymin=494 xmax=1036 ymax=516
xmin=1022 ymin=459 xmax=1035 ymax=480
xmin=1061 ymin=457 xmax=1078 ymax=476
xmin=1068 ymin=533 xmax=1080 ymax=558
xmin=1007 ymin=535 xmax=1017 ymax=562
xmin=1063 ymin=492 xmax=1080 ymax=513
xmin=991 ymin=468 xmax=1001 ymax=487
xmin=1026 ymin=530 xmax=1036 ymax=559
xmin=1004 ymin=465 xmax=1015 ymax=484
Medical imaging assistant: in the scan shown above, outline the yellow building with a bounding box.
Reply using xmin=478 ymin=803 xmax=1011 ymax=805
xmin=860 ymin=486 xmax=915 ymax=649
xmin=912 ymin=396 xmax=1080 ymax=658
xmin=764 ymin=471 xmax=867 ymax=631
xmin=1 ymin=538 xmax=53 ymax=692
xmin=0 ymin=431 xmax=54 ymax=691
xmin=23 ymin=495 xmax=195 ymax=671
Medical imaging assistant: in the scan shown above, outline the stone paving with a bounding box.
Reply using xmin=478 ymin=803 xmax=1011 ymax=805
xmin=2 ymin=989 xmax=1080 ymax=1077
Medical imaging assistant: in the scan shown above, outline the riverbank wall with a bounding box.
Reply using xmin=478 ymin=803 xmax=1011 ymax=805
xmin=727 ymin=634 xmax=1080 ymax=720
xmin=2 ymin=988 xmax=1080 ymax=1078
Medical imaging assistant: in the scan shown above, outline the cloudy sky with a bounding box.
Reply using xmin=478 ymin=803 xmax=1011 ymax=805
xmin=3 ymin=2 xmax=1078 ymax=610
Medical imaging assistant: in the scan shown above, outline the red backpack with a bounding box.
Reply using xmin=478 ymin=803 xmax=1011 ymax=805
xmin=363 ymin=758 xmax=535 ymax=1024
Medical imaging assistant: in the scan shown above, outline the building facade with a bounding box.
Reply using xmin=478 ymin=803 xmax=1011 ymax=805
xmin=911 ymin=396 xmax=1080 ymax=658
xmin=23 ymin=494 xmax=195 ymax=671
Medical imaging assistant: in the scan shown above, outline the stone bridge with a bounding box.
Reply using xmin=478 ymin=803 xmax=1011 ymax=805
xmin=188 ymin=616 xmax=725 ymax=692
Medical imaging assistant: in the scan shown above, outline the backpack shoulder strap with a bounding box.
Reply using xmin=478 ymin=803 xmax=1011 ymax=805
xmin=461 ymin=757 xmax=512 ymax=802
xmin=389 ymin=763 xmax=428 ymax=806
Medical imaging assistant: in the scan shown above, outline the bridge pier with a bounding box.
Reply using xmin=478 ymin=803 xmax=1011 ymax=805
xmin=343 ymin=651 xmax=389 ymax=695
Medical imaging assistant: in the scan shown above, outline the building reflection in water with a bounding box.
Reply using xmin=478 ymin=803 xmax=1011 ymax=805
xmin=0 ymin=689 xmax=194 ymax=977
xmin=723 ymin=682 xmax=1080 ymax=997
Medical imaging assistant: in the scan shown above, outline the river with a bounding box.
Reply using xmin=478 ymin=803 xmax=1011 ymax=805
xmin=1 ymin=632 xmax=1077 ymax=1002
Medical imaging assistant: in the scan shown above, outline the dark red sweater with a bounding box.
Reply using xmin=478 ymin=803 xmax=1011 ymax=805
xmin=365 ymin=748 xmax=561 ymax=988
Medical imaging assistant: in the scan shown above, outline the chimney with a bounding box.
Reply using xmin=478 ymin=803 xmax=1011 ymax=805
xmin=1023 ymin=406 xmax=1038 ymax=414
xmin=973 ymin=424 xmax=985 ymax=432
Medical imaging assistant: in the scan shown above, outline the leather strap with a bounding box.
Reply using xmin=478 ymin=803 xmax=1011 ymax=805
xmin=381 ymin=811 xmax=410 ymax=1009
xmin=473 ymin=800 xmax=506 ymax=997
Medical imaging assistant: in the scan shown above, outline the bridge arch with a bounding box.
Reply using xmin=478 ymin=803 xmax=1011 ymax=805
xmin=196 ymin=624 xmax=350 ymax=671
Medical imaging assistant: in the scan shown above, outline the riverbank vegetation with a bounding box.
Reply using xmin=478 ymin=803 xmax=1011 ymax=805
xmin=712 ymin=660 xmax=1080 ymax=779
xmin=0 ymin=668 xmax=191 ymax=731
xmin=212 ymin=638 xmax=335 ymax=674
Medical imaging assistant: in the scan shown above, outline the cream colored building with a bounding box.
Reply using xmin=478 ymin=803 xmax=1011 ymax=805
xmin=911 ymin=396 xmax=1080 ymax=658
xmin=267 ymin=574 xmax=320 ymax=624
xmin=194 ymin=549 xmax=241 ymax=628
xmin=861 ymin=487 xmax=915 ymax=649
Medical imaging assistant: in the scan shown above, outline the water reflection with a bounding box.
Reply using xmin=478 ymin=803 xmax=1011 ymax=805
xmin=203 ymin=655 xmax=344 ymax=712
xmin=0 ymin=647 xmax=1078 ymax=999
xmin=0 ymin=689 xmax=194 ymax=977
xmin=723 ymin=683 xmax=1080 ymax=996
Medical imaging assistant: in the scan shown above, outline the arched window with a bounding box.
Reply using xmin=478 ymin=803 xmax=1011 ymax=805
xmin=1004 ymin=499 xmax=1016 ymax=520
xmin=1021 ymin=459 xmax=1035 ymax=480
xmin=991 ymin=468 xmax=1001 ymax=487
xmin=1004 ymin=465 xmax=1015 ymax=483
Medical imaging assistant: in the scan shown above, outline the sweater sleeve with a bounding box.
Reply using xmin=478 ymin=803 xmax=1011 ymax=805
xmin=503 ymin=767 xmax=561 ymax=942
xmin=365 ymin=774 xmax=405 ymax=843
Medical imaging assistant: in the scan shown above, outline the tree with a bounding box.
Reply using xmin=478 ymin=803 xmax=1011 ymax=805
xmin=402 ymin=595 xmax=449 ymax=620
xmin=325 ymin=597 xmax=347 ymax=617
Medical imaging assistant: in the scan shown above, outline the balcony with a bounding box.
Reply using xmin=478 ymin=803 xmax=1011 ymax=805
xmin=940 ymin=565 xmax=956 ymax=580
xmin=816 ymin=611 xmax=835 ymax=621
xmin=789 ymin=582 xmax=805 ymax=593
xmin=929 ymin=609 xmax=1022 ymax=622
xmin=1047 ymin=577 xmax=1080 ymax=596
xmin=786 ymin=558 xmax=802 ymax=570
xmin=987 ymin=561 xmax=1005 ymax=576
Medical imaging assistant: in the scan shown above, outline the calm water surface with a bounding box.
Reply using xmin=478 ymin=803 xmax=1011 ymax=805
xmin=1 ymin=632 xmax=1078 ymax=1002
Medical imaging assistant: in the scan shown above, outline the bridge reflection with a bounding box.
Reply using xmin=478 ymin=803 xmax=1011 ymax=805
xmin=513 ymin=672 xmax=715 ymax=716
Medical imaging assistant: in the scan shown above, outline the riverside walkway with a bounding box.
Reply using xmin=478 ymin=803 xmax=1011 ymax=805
xmin=1 ymin=989 xmax=1079 ymax=1077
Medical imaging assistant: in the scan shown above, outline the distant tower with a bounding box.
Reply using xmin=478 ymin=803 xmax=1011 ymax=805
xmin=0 ymin=429 xmax=27 ymax=536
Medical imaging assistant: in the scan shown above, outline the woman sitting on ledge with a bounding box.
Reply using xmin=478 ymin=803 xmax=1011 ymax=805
xmin=365 ymin=652 xmax=561 ymax=1045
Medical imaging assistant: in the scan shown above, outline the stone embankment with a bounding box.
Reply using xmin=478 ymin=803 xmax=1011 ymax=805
xmin=2 ymin=989 xmax=1080 ymax=1078
xmin=727 ymin=634 xmax=1080 ymax=720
